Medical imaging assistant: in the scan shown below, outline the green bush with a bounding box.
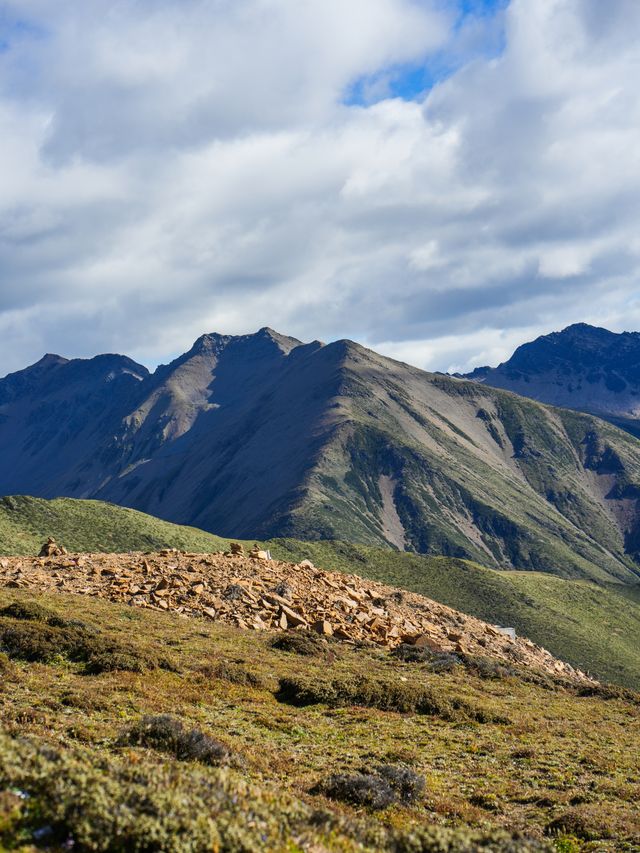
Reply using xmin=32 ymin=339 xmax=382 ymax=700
xmin=122 ymin=714 xmax=230 ymax=766
xmin=0 ymin=601 xmax=65 ymax=624
xmin=0 ymin=732 xmax=309 ymax=852
xmin=204 ymin=660 xmax=266 ymax=688
xmin=392 ymin=826 xmax=553 ymax=852
xmin=276 ymin=675 xmax=507 ymax=723
xmin=576 ymin=683 xmax=640 ymax=705
xmin=0 ymin=609 xmax=172 ymax=674
xmin=271 ymin=631 xmax=328 ymax=657
xmin=546 ymin=808 xmax=614 ymax=841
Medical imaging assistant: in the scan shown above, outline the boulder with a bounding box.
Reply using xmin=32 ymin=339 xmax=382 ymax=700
xmin=249 ymin=549 xmax=270 ymax=561
xmin=411 ymin=634 xmax=446 ymax=652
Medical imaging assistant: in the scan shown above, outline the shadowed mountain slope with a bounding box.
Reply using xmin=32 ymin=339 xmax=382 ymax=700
xmin=3 ymin=330 xmax=640 ymax=583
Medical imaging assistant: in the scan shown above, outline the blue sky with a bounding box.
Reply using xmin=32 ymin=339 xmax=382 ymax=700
xmin=346 ymin=0 xmax=509 ymax=105
xmin=1 ymin=0 xmax=640 ymax=376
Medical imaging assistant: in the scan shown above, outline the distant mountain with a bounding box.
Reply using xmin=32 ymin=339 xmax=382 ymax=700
xmin=3 ymin=327 xmax=640 ymax=583
xmin=464 ymin=323 xmax=640 ymax=437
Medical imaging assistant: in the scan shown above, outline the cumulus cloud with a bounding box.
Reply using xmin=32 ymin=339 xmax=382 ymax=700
xmin=0 ymin=0 xmax=639 ymax=375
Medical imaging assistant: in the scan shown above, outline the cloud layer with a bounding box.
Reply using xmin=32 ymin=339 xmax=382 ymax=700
xmin=1 ymin=0 xmax=639 ymax=374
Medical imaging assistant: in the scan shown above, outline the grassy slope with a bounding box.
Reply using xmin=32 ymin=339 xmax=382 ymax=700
xmin=0 ymin=495 xmax=229 ymax=555
xmin=1 ymin=588 xmax=638 ymax=852
xmin=1 ymin=495 xmax=639 ymax=689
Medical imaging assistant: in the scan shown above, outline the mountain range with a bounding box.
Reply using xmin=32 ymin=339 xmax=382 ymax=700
xmin=464 ymin=323 xmax=640 ymax=437
xmin=3 ymin=325 xmax=640 ymax=584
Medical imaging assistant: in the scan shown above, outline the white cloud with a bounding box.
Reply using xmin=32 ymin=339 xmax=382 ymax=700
xmin=0 ymin=0 xmax=640 ymax=375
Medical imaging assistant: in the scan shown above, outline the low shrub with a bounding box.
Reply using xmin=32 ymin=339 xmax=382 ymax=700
xmin=84 ymin=647 xmax=150 ymax=675
xmin=311 ymin=773 xmax=395 ymax=810
xmin=461 ymin=655 xmax=518 ymax=681
xmin=271 ymin=631 xmax=327 ymax=657
xmin=576 ymin=683 xmax=640 ymax=705
xmin=374 ymin=764 xmax=425 ymax=803
xmin=469 ymin=791 xmax=501 ymax=812
xmin=0 ymin=620 xmax=69 ymax=663
xmin=0 ymin=732 xmax=306 ymax=851
xmin=203 ymin=660 xmax=265 ymax=688
xmin=312 ymin=764 xmax=425 ymax=811
xmin=122 ymin=714 xmax=230 ymax=766
xmin=546 ymin=807 xmax=615 ymax=841
xmin=392 ymin=643 xmax=561 ymax=691
xmin=391 ymin=645 xmax=462 ymax=672
xmin=276 ymin=675 xmax=507 ymax=723
xmin=0 ymin=609 xmax=172 ymax=674
xmin=461 ymin=655 xmax=560 ymax=691
xmin=0 ymin=601 xmax=62 ymax=624
xmin=0 ymin=652 xmax=12 ymax=674
xmin=392 ymin=826 xmax=553 ymax=852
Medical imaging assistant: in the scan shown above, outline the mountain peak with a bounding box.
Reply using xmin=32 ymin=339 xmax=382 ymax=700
xmin=37 ymin=353 xmax=69 ymax=366
xmin=465 ymin=322 xmax=640 ymax=429
xmin=183 ymin=328 xmax=304 ymax=363
xmin=252 ymin=326 xmax=303 ymax=352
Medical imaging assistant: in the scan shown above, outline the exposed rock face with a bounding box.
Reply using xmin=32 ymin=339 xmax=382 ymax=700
xmin=464 ymin=323 xmax=640 ymax=436
xmin=0 ymin=548 xmax=593 ymax=685
xmin=2 ymin=328 xmax=640 ymax=582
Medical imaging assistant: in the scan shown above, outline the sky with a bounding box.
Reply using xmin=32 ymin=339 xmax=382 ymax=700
xmin=1 ymin=0 xmax=640 ymax=376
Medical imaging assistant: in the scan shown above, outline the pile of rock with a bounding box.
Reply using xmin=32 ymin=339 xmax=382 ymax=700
xmin=38 ymin=538 xmax=68 ymax=558
xmin=0 ymin=544 xmax=594 ymax=684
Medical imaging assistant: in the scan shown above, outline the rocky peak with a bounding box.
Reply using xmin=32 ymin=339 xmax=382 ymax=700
xmin=463 ymin=322 xmax=640 ymax=429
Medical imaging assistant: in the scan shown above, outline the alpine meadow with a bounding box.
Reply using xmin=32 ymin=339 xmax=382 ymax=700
xmin=1 ymin=1 xmax=640 ymax=851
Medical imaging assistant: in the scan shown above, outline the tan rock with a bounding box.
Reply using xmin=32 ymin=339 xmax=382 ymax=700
xmin=279 ymin=604 xmax=308 ymax=627
xmin=412 ymin=634 xmax=445 ymax=652
xmin=312 ymin=619 xmax=334 ymax=636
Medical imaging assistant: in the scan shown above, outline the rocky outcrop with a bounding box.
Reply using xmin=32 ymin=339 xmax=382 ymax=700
xmin=0 ymin=547 xmax=593 ymax=685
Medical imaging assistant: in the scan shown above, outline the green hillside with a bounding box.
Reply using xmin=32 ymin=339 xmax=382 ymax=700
xmin=0 ymin=495 xmax=229 ymax=555
xmin=1 ymin=495 xmax=639 ymax=689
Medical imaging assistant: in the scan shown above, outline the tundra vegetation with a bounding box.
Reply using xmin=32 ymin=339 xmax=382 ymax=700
xmin=0 ymin=588 xmax=638 ymax=851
